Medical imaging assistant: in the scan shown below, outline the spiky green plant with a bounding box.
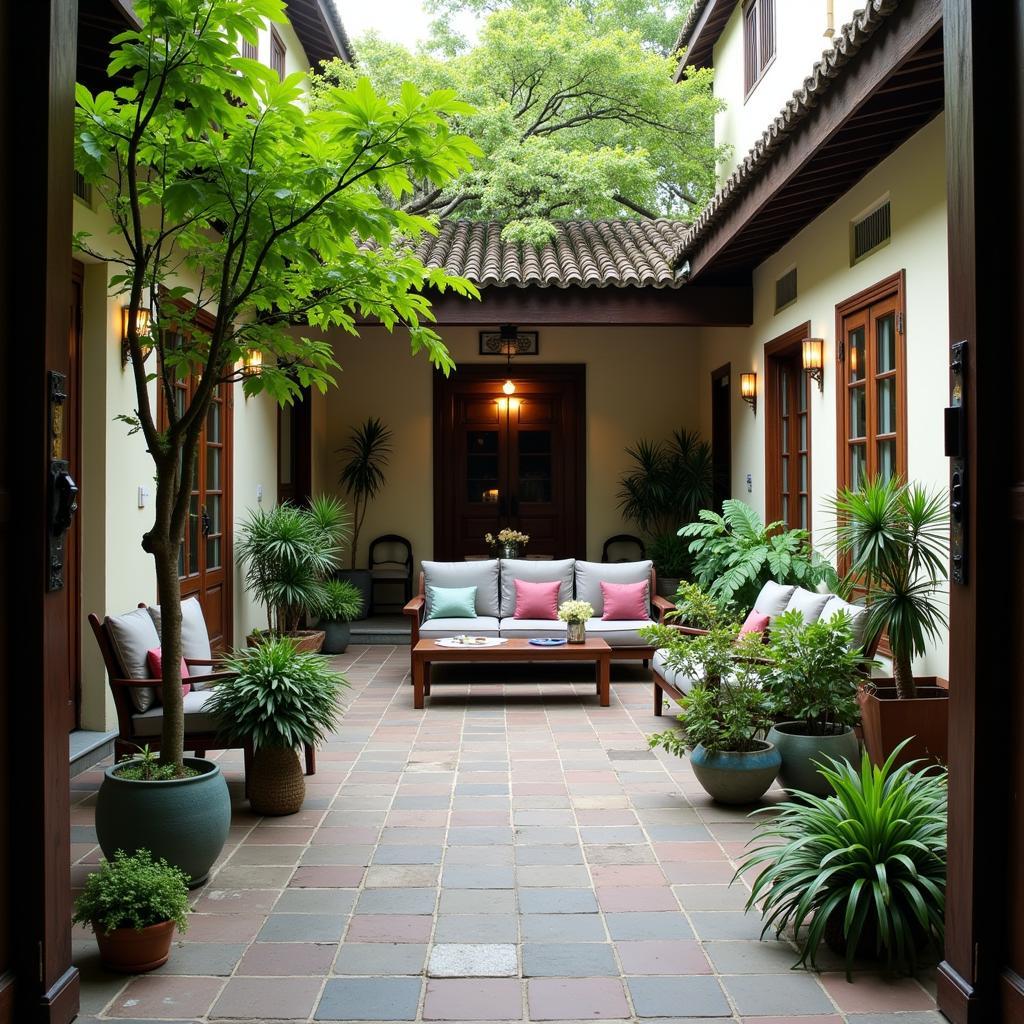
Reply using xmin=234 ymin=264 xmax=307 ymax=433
xmin=681 ymin=499 xmax=836 ymax=612
xmin=735 ymin=744 xmax=946 ymax=976
xmin=826 ymin=477 xmax=948 ymax=699
xmin=206 ymin=637 xmax=348 ymax=751
xmin=337 ymin=417 xmax=393 ymax=569
xmin=320 ymin=579 xmax=365 ymax=623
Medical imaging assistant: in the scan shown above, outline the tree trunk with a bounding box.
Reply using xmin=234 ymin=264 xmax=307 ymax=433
xmin=892 ymin=648 xmax=917 ymax=700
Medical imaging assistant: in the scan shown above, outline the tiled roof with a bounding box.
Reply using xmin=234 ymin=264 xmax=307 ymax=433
xmin=674 ymin=0 xmax=902 ymax=264
xmin=414 ymin=219 xmax=691 ymax=289
xmin=672 ymin=0 xmax=714 ymax=58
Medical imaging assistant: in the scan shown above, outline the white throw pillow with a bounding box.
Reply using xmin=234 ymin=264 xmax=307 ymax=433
xmin=784 ymin=587 xmax=831 ymax=625
xmin=105 ymin=607 xmax=161 ymax=712
xmin=820 ymin=595 xmax=870 ymax=651
xmin=752 ymin=580 xmax=796 ymax=619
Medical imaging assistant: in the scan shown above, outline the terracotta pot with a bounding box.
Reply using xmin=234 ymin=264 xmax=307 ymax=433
xmin=94 ymin=918 xmax=175 ymax=973
xmin=248 ymin=629 xmax=326 ymax=654
xmin=248 ymin=746 xmax=306 ymax=816
xmin=858 ymin=678 xmax=948 ymax=768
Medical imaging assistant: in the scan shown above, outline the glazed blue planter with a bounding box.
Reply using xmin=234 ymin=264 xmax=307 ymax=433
xmin=689 ymin=741 xmax=781 ymax=805
xmin=95 ymin=757 xmax=231 ymax=888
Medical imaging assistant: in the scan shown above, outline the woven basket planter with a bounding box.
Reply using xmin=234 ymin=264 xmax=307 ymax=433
xmin=248 ymin=746 xmax=305 ymax=816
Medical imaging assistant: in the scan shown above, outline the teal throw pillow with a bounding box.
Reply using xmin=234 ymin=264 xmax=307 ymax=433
xmin=427 ymin=585 xmax=478 ymax=620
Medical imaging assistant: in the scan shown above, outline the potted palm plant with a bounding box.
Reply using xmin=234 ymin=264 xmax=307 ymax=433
xmin=237 ymin=495 xmax=349 ymax=654
xmin=318 ymin=579 xmax=365 ymax=654
xmin=828 ymin=477 xmax=949 ymax=766
xmin=337 ymin=417 xmax=392 ymax=609
xmin=73 ymin=849 xmax=190 ymax=973
xmin=205 ymin=638 xmax=348 ymax=815
xmin=759 ymin=610 xmax=873 ymax=796
xmin=648 ymin=626 xmax=780 ymax=804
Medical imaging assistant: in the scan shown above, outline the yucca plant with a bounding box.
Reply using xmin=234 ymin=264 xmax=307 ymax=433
xmin=320 ymin=579 xmax=365 ymax=623
xmin=681 ymin=499 xmax=836 ymax=612
xmin=827 ymin=477 xmax=948 ymax=699
xmin=736 ymin=744 xmax=946 ymax=976
xmin=337 ymin=417 xmax=393 ymax=569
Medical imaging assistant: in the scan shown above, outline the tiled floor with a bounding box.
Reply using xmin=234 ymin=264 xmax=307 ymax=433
xmin=71 ymin=645 xmax=942 ymax=1023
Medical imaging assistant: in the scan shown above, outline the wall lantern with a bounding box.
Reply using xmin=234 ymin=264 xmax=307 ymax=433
xmin=740 ymin=371 xmax=757 ymax=413
xmin=500 ymin=324 xmax=517 ymax=395
xmin=121 ymin=305 xmax=153 ymax=367
xmin=802 ymin=337 xmax=825 ymax=391
xmin=242 ymin=348 xmax=263 ymax=377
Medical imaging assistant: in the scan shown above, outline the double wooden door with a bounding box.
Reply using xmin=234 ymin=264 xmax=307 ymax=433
xmin=434 ymin=366 xmax=585 ymax=560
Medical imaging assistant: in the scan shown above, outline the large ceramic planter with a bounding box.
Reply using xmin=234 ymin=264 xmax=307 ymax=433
xmin=858 ymin=678 xmax=948 ymax=768
xmin=248 ymin=746 xmax=305 ymax=816
xmin=94 ymin=919 xmax=175 ymax=973
xmin=337 ymin=569 xmax=372 ymax=614
xmin=321 ymin=619 xmax=351 ymax=654
xmin=95 ymin=757 xmax=231 ymax=888
xmin=656 ymin=575 xmax=682 ymax=600
xmin=767 ymin=722 xmax=860 ymax=797
xmin=688 ymin=741 xmax=781 ymax=805
xmin=248 ymin=629 xmax=325 ymax=654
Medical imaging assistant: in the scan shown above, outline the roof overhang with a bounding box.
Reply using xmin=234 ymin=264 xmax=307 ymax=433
xmin=285 ymin=0 xmax=355 ymax=67
xmin=673 ymin=0 xmax=736 ymax=79
xmin=681 ymin=0 xmax=944 ymax=284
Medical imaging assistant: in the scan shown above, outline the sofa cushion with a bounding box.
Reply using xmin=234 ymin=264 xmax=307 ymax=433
xmin=575 ymin=560 xmax=653 ymax=617
xmin=752 ymin=581 xmax=796 ymax=620
xmin=652 ymin=648 xmax=698 ymax=698
xmin=132 ymin=689 xmax=217 ymax=738
xmin=583 ymin=617 xmax=653 ymax=648
xmin=820 ymin=595 xmax=870 ymax=651
xmin=498 ymin=618 xmax=567 ymax=640
xmin=784 ymin=587 xmax=831 ymax=625
xmin=105 ymin=607 xmax=162 ymax=712
xmin=499 ymin=558 xmax=574 ymax=617
xmin=426 ymin=585 xmax=478 ymax=620
xmin=147 ymin=596 xmax=214 ymax=682
xmin=601 ymin=580 xmax=650 ymax=621
xmin=423 ymin=560 xmax=500 ymax=618
xmin=513 ymin=579 xmax=561 ymax=620
xmin=419 ymin=616 xmax=501 ymax=640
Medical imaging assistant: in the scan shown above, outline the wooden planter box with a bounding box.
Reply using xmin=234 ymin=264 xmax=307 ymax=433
xmin=858 ymin=677 xmax=948 ymax=769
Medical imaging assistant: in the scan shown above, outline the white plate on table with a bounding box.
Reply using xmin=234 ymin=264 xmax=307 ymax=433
xmin=435 ymin=636 xmax=509 ymax=648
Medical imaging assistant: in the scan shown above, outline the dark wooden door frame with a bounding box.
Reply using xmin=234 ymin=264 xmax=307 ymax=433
xmin=938 ymin=1 xmax=1021 ymax=1022
xmin=764 ymin=321 xmax=812 ymax=530
xmin=710 ymin=362 xmax=732 ymax=511
xmin=433 ymin=364 xmax=586 ymax=561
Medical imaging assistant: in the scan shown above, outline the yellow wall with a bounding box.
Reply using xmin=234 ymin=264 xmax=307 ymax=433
xmin=321 ymin=324 xmax=704 ymax=570
xmin=693 ymin=114 xmax=950 ymax=677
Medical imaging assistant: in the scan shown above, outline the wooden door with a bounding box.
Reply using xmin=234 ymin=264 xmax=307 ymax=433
xmin=434 ymin=365 xmax=585 ymax=560
xmin=710 ymin=363 xmax=731 ymax=510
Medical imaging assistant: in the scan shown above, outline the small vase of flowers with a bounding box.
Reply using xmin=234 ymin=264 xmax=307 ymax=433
xmin=558 ymin=600 xmax=594 ymax=643
xmin=485 ymin=527 xmax=530 ymax=558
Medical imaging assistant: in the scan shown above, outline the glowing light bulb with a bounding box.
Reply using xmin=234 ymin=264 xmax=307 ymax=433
xmin=502 ymin=379 xmax=516 ymax=395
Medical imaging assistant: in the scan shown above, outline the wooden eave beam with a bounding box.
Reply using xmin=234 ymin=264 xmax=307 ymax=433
xmin=673 ymin=0 xmax=735 ymax=79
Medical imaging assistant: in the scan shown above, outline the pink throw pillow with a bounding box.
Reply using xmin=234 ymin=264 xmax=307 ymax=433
xmin=740 ymin=610 xmax=771 ymax=635
xmin=514 ymin=578 xmax=561 ymax=620
xmin=146 ymin=648 xmax=191 ymax=696
xmin=601 ymin=580 xmax=649 ymax=621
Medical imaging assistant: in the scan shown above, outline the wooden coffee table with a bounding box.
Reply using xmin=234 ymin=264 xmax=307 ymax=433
xmin=411 ymin=638 xmax=612 ymax=709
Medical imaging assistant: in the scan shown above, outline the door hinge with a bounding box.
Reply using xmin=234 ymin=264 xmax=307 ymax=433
xmin=837 ymin=339 xmax=845 ymax=363
xmin=896 ymin=312 xmax=904 ymax=334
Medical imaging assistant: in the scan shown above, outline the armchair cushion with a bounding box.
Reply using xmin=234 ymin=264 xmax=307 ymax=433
xmin=784 ymin=587 xmax=831 ymax=624
xmin=820 ymin=595 xmax=870 ymax=651
xmin=131 ymin=689 xmax=217 ymax=737
xmin=499 ymin=558 xmax=574 ymax=617
xmin=575 ymin=560 xmax=653 ymax=617
xmin=426 ymin=585 xmax=478 ymax=620
xmin=653 ymin=648 xmax=698 ymax=697
xmin=105 ymin=607 xmax=162 ymax=713
xmin=752 ymin=581 xmax=796 ymax=620
xmin=147 ymin=597 xmax=214 ymax=683
xmin=423 ymin=560 xmax=500 ymax=618
xmin=419 ymin=616 xmax=500 ymax=640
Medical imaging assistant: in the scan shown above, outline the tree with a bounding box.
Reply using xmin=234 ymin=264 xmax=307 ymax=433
xmin=313 ymin=0 xmax=722 ymax=243
xmin=74 ymin=0 xmax=479 ymax=768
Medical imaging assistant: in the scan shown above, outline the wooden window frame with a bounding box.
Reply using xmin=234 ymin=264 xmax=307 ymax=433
xmin=743 ymin=0 xmax=776 ymax=99
xmin=269 ymin=26 xmax=286 ymax=81
xmin=765 ymin=321 xmax=812 ymax=533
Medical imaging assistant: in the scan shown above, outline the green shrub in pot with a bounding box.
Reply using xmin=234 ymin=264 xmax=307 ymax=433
xmin=757 ymin=609 xmax=874 ymax=795
xmin=735 ymin=744 xmax=946 ymax=975
xmin=663 ymin=581 xmax=727 ymax=630
xmin=318 ymin=579 xmax=365 ymax=654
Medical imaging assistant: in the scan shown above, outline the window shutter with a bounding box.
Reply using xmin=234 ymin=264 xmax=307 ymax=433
xmin=775 ymin=268 xmax=797 ymax=312
xmin=744 ymin=4 xmax=758 ymax=94
xmin=852 ymin=201 xmax=892 ymax=262
xmin=760 ymin=0 xmax=776 ymax=69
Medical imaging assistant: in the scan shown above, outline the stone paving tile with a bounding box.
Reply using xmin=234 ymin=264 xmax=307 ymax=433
xmin=70 ymin=646 xmax=939 ymax=1024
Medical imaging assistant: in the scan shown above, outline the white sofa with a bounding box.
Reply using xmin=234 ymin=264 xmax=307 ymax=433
xmin=404 ymin=557 xmax=674 ymax=662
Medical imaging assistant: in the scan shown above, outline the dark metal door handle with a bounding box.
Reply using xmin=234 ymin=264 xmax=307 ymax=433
xmin=201 ymin=506 xmax=211 ymax=537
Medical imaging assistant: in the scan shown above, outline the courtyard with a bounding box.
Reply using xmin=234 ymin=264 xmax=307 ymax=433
xmin=71 ymin=648 xmax=939 ymax=1024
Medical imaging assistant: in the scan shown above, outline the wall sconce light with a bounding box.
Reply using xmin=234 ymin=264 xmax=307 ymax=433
xmin=121 ymin=305 xmax=153 ymax=367
xmin=802 ymin=337 xmax=825 ymax=391
xmin=740 ymin=371 xmax=757 ymax=413
xmin=500 ymin=323 xmax=517 ymax=395
xmin=242 ymin=348 xmax=263 ymax=377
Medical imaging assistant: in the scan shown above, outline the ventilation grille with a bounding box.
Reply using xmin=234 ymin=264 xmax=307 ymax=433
xmin=73 ymin=170 xmax=91 ymax=203
xmin=852 ymin=201 xmax=891 ymax=261
xmin=774 ymin=267 xmax=797 ymax=312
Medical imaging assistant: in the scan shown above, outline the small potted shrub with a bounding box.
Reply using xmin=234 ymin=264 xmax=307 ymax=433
xmin=648 ymin=627 xmax=780 ymax=804
xmin=759 ymin=610 xmax=873 ymax=796
xmin=736 ymin=744 xmax=946 ymax=975
xmin=558 ymin=599 xmax=594 ymax=644
xmin=237 ymin=495 xmax=350 ymax=653
xmin=73 ymin=849 xmax=189 ymax=973
xmin=205 ymin=637 xmax=348 ymax=815
xmin=318 ymin=579 xmax=364 ymax=654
